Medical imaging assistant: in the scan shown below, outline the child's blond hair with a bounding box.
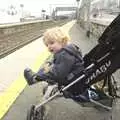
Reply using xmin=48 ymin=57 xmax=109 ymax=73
xmin=43 ymin=26 xmax=70 ymax=45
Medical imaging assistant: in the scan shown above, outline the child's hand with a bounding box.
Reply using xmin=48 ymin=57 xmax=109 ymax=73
xmin=43 ymin=63 xmax=51 ymax=73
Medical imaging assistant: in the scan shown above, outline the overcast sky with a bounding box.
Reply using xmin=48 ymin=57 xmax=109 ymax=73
xmin=0 ymin=0 xmax=77 ymax=15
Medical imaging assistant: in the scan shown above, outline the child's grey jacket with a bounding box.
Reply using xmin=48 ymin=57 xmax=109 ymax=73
xmin=37 ymin=44 xmax=85 ymax=95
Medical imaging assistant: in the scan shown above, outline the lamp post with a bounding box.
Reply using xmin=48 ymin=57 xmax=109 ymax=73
xmin=117 ymin=0 xmax=120 ymax=8
xmin=76 ymin=0 xmax=80 ymax=20
xmin=41 ymin=9 xmax=46 ymax=19
xmin=20 ymin=4 xmax=24 ymax=18
xmin=85 ymin=0 xmax=91 ymax=37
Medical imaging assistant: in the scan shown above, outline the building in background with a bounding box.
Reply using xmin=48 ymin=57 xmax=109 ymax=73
xmin=91 ymin=0 xmax=120 ymax=17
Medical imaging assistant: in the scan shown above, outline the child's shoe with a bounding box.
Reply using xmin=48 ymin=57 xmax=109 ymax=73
xmin=24 ymin=68 xmax=38 ymax=85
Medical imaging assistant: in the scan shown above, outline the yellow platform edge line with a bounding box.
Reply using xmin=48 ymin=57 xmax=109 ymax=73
xmin=0 ymin=49 xmax=51 ymax=119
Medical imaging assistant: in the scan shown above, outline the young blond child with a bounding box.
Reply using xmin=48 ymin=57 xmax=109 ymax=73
xmin=24 ymin=26 xmax=85 ymax=96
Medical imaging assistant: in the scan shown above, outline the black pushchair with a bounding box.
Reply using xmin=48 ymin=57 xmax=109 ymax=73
xmin=26 ymin=14 xmax=120 ymax=120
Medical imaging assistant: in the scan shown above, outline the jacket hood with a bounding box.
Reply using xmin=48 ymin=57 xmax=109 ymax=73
xmin=64 ymin=44 xmax=80 ymax=54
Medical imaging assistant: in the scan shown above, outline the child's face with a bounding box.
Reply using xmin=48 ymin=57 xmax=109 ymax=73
xmin=45 ymin=39 xmax=63 ymax=54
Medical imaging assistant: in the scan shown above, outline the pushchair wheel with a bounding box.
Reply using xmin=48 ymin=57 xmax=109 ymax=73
xmin=27 ymin=105 xmax=35 ymax=120
xmin=50 ymin=85 xmax=59 ymax=96
xmin=27 ymin=105 xmax=45 ymax=120
xmin=43 ymin=84 xmax=59 ymax=99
